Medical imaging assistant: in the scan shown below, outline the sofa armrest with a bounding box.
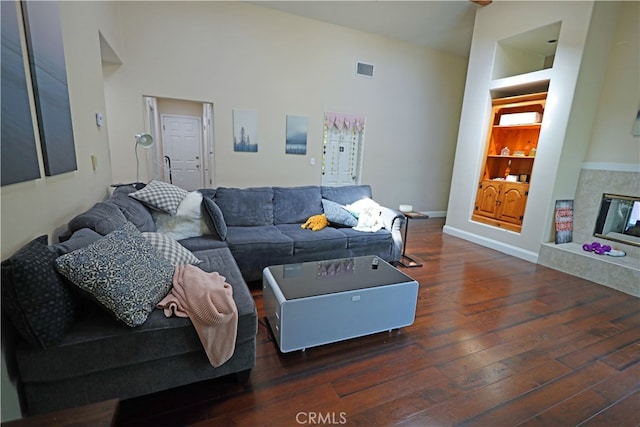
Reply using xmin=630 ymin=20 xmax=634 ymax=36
xmin=379 ymin=206 xmax=406 ymax=262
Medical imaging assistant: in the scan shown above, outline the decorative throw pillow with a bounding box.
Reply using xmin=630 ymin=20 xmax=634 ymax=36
xmin=128 ymin=180 xmax=188 ymax=215
xmin=142 ymin=232 xmax=201 ymax=265
xmin=1 ymin=236 xmax=76 ymax=348
xmin=321 ymin=199 xmax=357 ymax=227
xmin=55 ymin=222 xmax=174 ymax=327
xmin=202 ymin=196 xmax=227 ymax=240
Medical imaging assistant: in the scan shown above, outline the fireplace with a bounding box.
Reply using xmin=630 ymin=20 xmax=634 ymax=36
xmin=593 ymin=193 xmax=640 ymax=247
xmin=538 ymin=167 xmax=640 ymax=298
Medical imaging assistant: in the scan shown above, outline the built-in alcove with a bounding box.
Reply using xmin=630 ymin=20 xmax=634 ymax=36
xmin=492 ymin=22 xmax=561 ymax=80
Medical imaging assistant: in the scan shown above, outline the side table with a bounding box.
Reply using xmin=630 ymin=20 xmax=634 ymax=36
xmin=399 ymin=211 xmax=429 ymax=268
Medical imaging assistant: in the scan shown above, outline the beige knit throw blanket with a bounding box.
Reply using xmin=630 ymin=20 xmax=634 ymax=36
xmin=157 ymin=264 xmax=238 ymax=367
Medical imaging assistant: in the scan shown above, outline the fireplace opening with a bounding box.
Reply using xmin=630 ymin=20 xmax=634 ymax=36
xmin=593 ymin=193 xmax=640 ymax=247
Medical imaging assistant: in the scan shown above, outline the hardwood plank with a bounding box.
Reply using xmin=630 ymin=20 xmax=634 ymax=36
xmin=558 ymin=326 xmax=640 ymax=369
xmin=115 ymin=219 xmax=640 ymax=427
xmin=395 ymin=359 xmax=572 ymax=426
xmin=579 ymin=389 xmax=640 ymax=427
xmin=458 ymin=361 xmax=618 ymax=426
xmin=519 ymin=363 xmax=640 ymax=426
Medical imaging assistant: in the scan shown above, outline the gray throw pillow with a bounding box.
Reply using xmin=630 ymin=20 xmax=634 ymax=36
xmin=202 ymin=197 xmax=227 ymax=240
xmin=55 ymin=222 xmax=174 ymax=327
xmin=1 ymin=236 xmax=77 ymax=348
xmin=322 ymin=199 xmax=357 ymax=227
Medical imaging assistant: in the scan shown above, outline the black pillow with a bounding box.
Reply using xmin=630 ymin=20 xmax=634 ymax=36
xmin=1 ymin=236 xmax=76 ymax=348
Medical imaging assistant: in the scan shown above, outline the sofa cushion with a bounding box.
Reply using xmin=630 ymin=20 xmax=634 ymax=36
xmin=129 ymin=180 xmax=188 ymax=215
xmin=51 ymin=228 xmax=103 ymax=256
xmin=1 ymin=236 xmax=76 ymax=348
xmin=321 ymin=199 xmax=358 ymax=227
xmin=55 ymin=222 xmax=174 ymax=327
xmin=338 ymin=227 xmax=393 ymax=254
xmin=276 ymin=224 xmax=347 ymax=255
xmin=214 ymin=187 xmax=273 ymax=226
xmin=202 ymin=196 xmax=227 ymax=240
xmin=225 ymin=225 xmax=293 ymax=252
xmin=68 ymin=202 xmax=127 ymax=236
xmin=321 ymin=185 xmax=372 ymax=205
xmin=108 ymin=192 xmax=156 ymax=232
xmin=178 ymin=235 xmax=229 ymax=252
xmin=273 ymin=186 xmax=323 ymax=224
xmin=17 ymin=248 xmax=257 ymax=384
xmin=141 ymin=232 xmax=202 ymax=266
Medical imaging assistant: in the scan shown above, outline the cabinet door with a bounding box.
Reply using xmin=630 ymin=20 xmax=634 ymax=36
xmin=475 ymin=180 xmax=501 ymax=218
xmin=496 ymin=183 xmax=529 ymax=225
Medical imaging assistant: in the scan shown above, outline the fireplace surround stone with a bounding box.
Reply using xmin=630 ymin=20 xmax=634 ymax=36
xmin=538 ymin=167 xmax=640 ymax=297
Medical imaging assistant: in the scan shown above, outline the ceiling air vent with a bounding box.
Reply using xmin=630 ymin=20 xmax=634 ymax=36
xmin=356 ymin=62 xmax=374 ymax=78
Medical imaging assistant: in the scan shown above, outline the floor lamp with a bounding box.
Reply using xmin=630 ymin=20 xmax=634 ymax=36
xmin=135 ymin=133 xmax=154 ymax=186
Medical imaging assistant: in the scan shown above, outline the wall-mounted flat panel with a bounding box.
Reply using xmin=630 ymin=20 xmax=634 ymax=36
xmin=1 ymin=0 xmax=41 ymax=186
xmin=23 ymin=0 xmax=77 ymax=176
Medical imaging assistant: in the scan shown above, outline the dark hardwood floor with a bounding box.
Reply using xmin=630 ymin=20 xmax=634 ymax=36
xmin=117 ymin=218 xmax=640 ymax=426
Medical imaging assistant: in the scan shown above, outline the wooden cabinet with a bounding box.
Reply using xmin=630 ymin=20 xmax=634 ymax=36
xmin=472 ymin=92 xmax=545 ymax=232
xmin=474 ymin=180 xmax=530 ymax=231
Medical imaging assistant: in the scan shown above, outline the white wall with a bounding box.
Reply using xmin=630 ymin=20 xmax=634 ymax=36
xmin=104 ymin=1 xmax=467 ymax=212
xmin=0 ymin=2 xmax=121 ymax=421
xmin=584 ymin=1 xmax=639 ymax=165
xmin=443 ymin=1 xmax=631 ymax=261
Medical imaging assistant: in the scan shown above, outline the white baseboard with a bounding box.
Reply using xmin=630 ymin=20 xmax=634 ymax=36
xmin=442 ymin=225 xmax=539 ymax=263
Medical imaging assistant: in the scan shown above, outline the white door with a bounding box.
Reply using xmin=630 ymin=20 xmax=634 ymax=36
xmin=162 ymin=115 xmax=203 ymax=191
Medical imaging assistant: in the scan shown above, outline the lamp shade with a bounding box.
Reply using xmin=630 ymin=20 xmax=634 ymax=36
xmin=135 ymin=133 xmax=154 ymax=148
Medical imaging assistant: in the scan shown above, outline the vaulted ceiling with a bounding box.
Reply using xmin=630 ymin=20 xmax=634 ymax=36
xmin=251 ymin=1 xmax=484 ymax=57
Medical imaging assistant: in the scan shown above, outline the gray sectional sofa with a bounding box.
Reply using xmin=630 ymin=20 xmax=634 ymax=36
xmin=1 ymin=183 xmax=405 ymax=416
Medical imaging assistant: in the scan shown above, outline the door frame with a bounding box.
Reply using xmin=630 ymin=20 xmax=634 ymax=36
xmin=142 ymin=96 xmax=215 ymax=187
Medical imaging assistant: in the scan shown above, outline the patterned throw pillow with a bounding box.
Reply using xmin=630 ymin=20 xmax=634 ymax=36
xmin=55 ymin=222 xmax=175 ymax=327
xmin=128 ymin=180 xmax=188 ymax=215
xmin=142 ymin=232 xmax=201 ymax=265
xmin=1 ymin=236 xmax=76 ymax=348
